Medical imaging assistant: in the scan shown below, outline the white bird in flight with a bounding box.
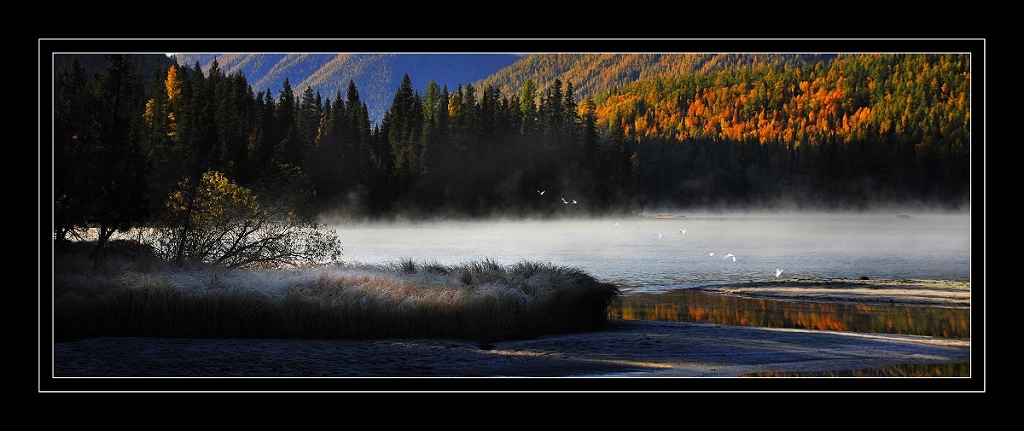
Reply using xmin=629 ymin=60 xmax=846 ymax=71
xmin=654 ymin=233 xmax=664 ymax=239
xmin=561 ymin=197 xmax=569 ymax=204
xmin=572 ymin=199 xmax=578 ymax=204
xmin=678 ymin=229 xmax=685 ymax=235
xmin=537 ymin=190 xmax=545 ymax=195
xmin=774 ymin=268 xmax=783 ymax=278
xmin=707 ymin=252 xmax=715 ymax=256
xmin=724 ymin=253 xmax=736 ymax=261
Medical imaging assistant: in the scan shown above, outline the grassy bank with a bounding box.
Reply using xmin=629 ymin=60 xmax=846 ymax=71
xmin=52 ymin=242 xmax=621 ymax=344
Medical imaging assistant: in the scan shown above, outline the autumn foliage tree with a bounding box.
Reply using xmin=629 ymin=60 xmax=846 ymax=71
xmin=149 ymin=169 xmax=342 ymax=268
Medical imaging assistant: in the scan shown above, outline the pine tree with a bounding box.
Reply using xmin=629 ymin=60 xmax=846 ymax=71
xmin=384 ymin=73 xmax=423 ymax=188
xmin=275 ymin=78 xmax=299 ymax=167
xmin=420 ymin=79 xmax=446 ymax=179
xmin=297 ymin=85 xmax=321 ymax=165
xmin=80 ymin=55 xmax=151 ymax=266
xmin=53 ymin=57 xmax=92 ymax=246
xmin=580 ymin=95 xmax=599 ymax=172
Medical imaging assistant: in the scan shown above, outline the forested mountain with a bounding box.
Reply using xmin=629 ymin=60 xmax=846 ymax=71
xmin=594 ymin=53 xmax=972 ymax=208
xmin=165 ymin=53 xmax=831 ymax=128
xmin=51 ymin=52 xmax=973 ymax=256
xmin=474 ymin=53 xmax=833 ymax=108
xmin=170 ymin=53 xmax=523 ymax=124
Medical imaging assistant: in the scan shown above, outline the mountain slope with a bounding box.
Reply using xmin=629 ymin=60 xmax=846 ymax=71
xmin=473 ymin=53 xmax=834 ymax=105
xmin=172 ymin=53 xmax=523 ymax=124
xmin=56 ymin=52 xmax=834 ymax=131
xmin=172 ymin=52 xmax=832 ymax=126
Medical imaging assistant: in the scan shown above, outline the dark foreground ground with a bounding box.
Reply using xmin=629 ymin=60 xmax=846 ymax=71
xmin=44 ymin=278 xmax=977 ymax=392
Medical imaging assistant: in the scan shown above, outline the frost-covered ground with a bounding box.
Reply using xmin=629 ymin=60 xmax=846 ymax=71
xmin=46 ymin=278 xmax=975 ymax=391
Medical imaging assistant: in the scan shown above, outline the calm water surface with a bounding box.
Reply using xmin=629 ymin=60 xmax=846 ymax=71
xmin=332 ymin=211 xmax=972 ymax=292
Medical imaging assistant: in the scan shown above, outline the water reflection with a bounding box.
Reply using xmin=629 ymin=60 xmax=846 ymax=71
xmin=612 ymin=289 xmax=969 ymax=339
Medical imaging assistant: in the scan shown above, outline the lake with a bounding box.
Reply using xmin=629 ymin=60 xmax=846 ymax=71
xmin=329 ymin=211 xmax=972 ymax=293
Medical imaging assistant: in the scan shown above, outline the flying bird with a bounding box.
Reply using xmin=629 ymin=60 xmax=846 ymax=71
xmin=678 ymin=229 xmax=685 ymax=235
xmin=614 ymin=222 xmax=621 ymax=227
xmin=561 ymin=197 xmax=569 ymax=204
xmin=572 ymin=199 xmax=578 ymax=204
xmin=724 ymin=253 xmax=736 ymax=261
xmin=707 ymin=252 xmax=715 ymax=256
xmin=654 ymin=233 xmax=664 ymax=239
xmin=774 ymin=268 xmax=783 ymax=278
xmin=537 ymin=190 xmax=545 ymax=195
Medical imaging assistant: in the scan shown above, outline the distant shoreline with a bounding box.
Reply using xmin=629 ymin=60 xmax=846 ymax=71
xmin=638 ymin=213 xmax=684 ymax=219
xmin=689 ymin=277 xmax=971 ymax=308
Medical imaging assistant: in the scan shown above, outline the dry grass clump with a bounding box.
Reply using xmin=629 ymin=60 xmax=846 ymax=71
xmin=53 ymin=251 xmax=621 ymax=343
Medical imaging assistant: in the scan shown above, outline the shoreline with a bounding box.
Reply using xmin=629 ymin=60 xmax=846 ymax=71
xmin=45 ymin=277 xmax=976 ymax=390
xmin=689 ymin=277 xmax=972 ymax=308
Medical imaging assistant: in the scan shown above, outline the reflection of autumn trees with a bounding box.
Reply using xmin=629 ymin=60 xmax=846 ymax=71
xmin=614 ymin=291 xmax=969 ymax=339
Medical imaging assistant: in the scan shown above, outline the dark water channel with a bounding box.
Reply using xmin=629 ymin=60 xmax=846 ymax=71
xmin=613 ymin=289 xmax=971 ymax=377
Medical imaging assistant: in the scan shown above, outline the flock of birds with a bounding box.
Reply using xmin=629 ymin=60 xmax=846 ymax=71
xmin=538 ymin=188 xmax=785 ymax=279
xmin=538 ymin=190 xmax=579 ymax=206
xmin=618 ymin=219 xmax=785 ymax=279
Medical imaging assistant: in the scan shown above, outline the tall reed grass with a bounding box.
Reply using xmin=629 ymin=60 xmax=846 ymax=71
xmin=53 ymin=243 xmax=621 ymax=343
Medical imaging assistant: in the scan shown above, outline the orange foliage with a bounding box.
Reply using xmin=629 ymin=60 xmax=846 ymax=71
xmin=589 ymin=53 xmax=968 ymax=154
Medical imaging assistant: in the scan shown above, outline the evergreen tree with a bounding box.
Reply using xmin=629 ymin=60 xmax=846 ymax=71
xmin=297 ymin=85 xmax=321 ymax=165
xmin=580 ymin=95 xmax=600 ymax=176
xmin=519 ymin=79 xmax=538 ymax=137
xmin=80 ymin=55 xmax=151 ymax=266
xmin=307 ymin=91 xmax=344 ymax=209
xmin=541 ymin=78 xmax=564 ymax=147
xmin=382 ymin=74 xmax=423 ymax=202
xmin=223 ymin=73 xmax=257 ymax=185
xmin=562 ymin=81 xmax=580 ymax=164
xmin=247 ymin=90 xmax=278 ymax=181
xmin=53 ymin=57 xmax=93 ymax=246
xmin=275 ymin=78 xmax=299 ymax=167
xmin=420 ymin=80 xmax=447 ymax=179
xmin=181 ymin=61 xmax=217 ymax=175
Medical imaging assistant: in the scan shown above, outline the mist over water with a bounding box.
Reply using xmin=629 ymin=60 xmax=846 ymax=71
xmin=327 ymin=210 xmax=972 ymax=293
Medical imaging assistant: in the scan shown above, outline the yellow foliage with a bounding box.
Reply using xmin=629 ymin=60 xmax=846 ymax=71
xmin=165 ymin=171 xmax=263 ymax=231
xmin=165 ymin=64 xmax=181 ymax=102
xmin=143 ymin=99 xmax=157 ymax=127
xmin=167 ymin=112 xmax=178 ymax=139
